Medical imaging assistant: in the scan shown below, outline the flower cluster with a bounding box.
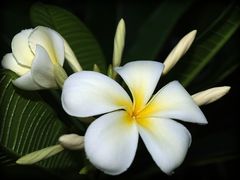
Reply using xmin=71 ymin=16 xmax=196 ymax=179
xmin=2 ymin=26 xmax=81 ymax=90
xmin=1 ymin=20 xmax=230 ymax=175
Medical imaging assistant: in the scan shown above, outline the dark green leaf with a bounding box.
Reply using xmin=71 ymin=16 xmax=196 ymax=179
xmin=193 ymin=51 xmax=240 ymax=90
xmin=30 ymin=3 xmax=106 ymax=70
xmin=170 ymin=6 xmax=240 ymax=87
xmin=0 ymin=70 xmax=81 ymax=170
xmin=125 ymin=0 xmax=195 ymax=60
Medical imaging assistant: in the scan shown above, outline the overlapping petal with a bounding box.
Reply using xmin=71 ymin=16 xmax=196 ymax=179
xmin=1 ymin=53 xmax=29 ymax=76
xmin=85 ymin=111 xmax=138 ymax=175
xmin=115 ymin=61 xmax=164 ymax=111
xmin=13 ymin=72 xmax=42 ymax=90
xmin=29 ymin=26 xmax=64 ymax=65
xmin=11 ymin=45 xmax=58 ymax=90
xmin=137 ymin=117 xmax=191 ymax=174
xmin=62 ymin=71 xmax=132 ymax=117
xmin=139 ymin=81 xmax=207 ymax=124
xmin=11 ymin=29 xmax=34 ymax=67
xmin=31 ymin=45 xmax=57 ymax=88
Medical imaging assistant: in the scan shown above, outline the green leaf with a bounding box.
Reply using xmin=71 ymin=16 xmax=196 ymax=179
xmin=30 ymin=3 xmax=106 ymax=70
xmin=125 ymin=0 xmax=195 ymax=60
xmin=171 ymin=6 xmax=240 ymax=87
xmin=191 ymin=27 xmax=240 ymax=90
xmin=0 ymin=70 xmax=81 ymax=170
xmin=0 ymin=146 xmax=16 ymax=166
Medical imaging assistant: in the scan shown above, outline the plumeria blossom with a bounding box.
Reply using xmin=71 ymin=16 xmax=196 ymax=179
xmin=62 ymin=60 xmax=207 ymax=175
xmin=1 ymin=26 xmax=81 ymax=90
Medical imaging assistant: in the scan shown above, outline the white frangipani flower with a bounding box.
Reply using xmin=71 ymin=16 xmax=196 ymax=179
xmin=61 ymin=61 xmax=207 ymax=175
xmin=1 ymin=26 xmax=81 ymax=90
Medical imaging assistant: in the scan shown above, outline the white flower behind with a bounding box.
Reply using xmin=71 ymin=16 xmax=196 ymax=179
xmin=61 ymin=60 xmax=207 ymax=175
xmin=1 ymin=26 xmax=81 ymax=90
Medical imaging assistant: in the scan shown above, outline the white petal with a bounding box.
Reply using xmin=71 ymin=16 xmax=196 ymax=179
xmin=29 ymin=26 xmax=64 ymax=65
xmin=85 ymin=111 xmax=138 ymax=175
xmin=115 ymin=61 xmax=164 ymax=111
xmin=31 ymin=45 xmax=57 ymax=88
xmin=140 ymin=81 xmax=207 ymax=124
xmin=1 ymin=53 xmax=30 ymax=76
xmin=13 ymin=71 xmax=43 ymax=90
xmin=64 ymin=39 xmax=82 ymax=72
xmin=137 ymin=117 xmax=191 ymax=174
xmin=11 ymin=29 xmax=34 ymax=67
xmin=62 ymin=71 xmax=132 ymax=117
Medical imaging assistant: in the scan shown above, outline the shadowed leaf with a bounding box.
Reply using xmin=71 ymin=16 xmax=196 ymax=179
xmin=170 ymin=6 xmax=240 ymax=87
xmin=125 ymin=0 xmax=195 ymax=60
xmin=0 ymin=70 xmax=82 ymax=170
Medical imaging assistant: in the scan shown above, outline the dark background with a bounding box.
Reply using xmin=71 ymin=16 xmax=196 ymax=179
xmin=1 ymin=0 xmax=240 ymax=179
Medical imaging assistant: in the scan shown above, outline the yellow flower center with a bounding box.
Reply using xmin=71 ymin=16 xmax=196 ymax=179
xmin=128 ymin=105 xmax=144 ymax=123
xmin=126 ymin=106 xmax=152 ymax=129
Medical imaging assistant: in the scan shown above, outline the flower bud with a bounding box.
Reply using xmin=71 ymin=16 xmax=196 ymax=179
xmin=112 ymin=19 xmax=126 ymax=68
xmin=163 ymin=30 xmax=197 ymax=75
xmin=58 ymin=134 xmax=84 ymax=150
xmin=16 ymin=144 xmax=63 ymax=164
xmin=63 ymin=39 xmax=82 ymax=72
xmin=93 ymin=64 xmax=101 ymax=72
xmin=107 ymin=64 xmax=114 ymax=78
xmin=192 ymin=86 xmax=230 ymax=106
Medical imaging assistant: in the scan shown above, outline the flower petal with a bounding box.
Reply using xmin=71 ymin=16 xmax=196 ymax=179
xmin=11 ymin=29 xmax=34 ymax=67
xmin=140 ymin=81 xmax=207 ymax=124
xmin=31 ymin=45 xmax=57 ymax=89
xmin=62 ymin=71 xmax=132 ymax=117
xmin=85 ymin=111 xmax=138 ymax=175
xmin=13 ymin=72 xmax=43 ymax=90
xmin=115 ymin=61 xmax=164 ymax=111
xmin=137 ymin=117 xmax=191 ymax=174
xmin=29 ymin=26 xmax=64 ymax=65
xmin=1 ymin=53 xmax=30 ymax=76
